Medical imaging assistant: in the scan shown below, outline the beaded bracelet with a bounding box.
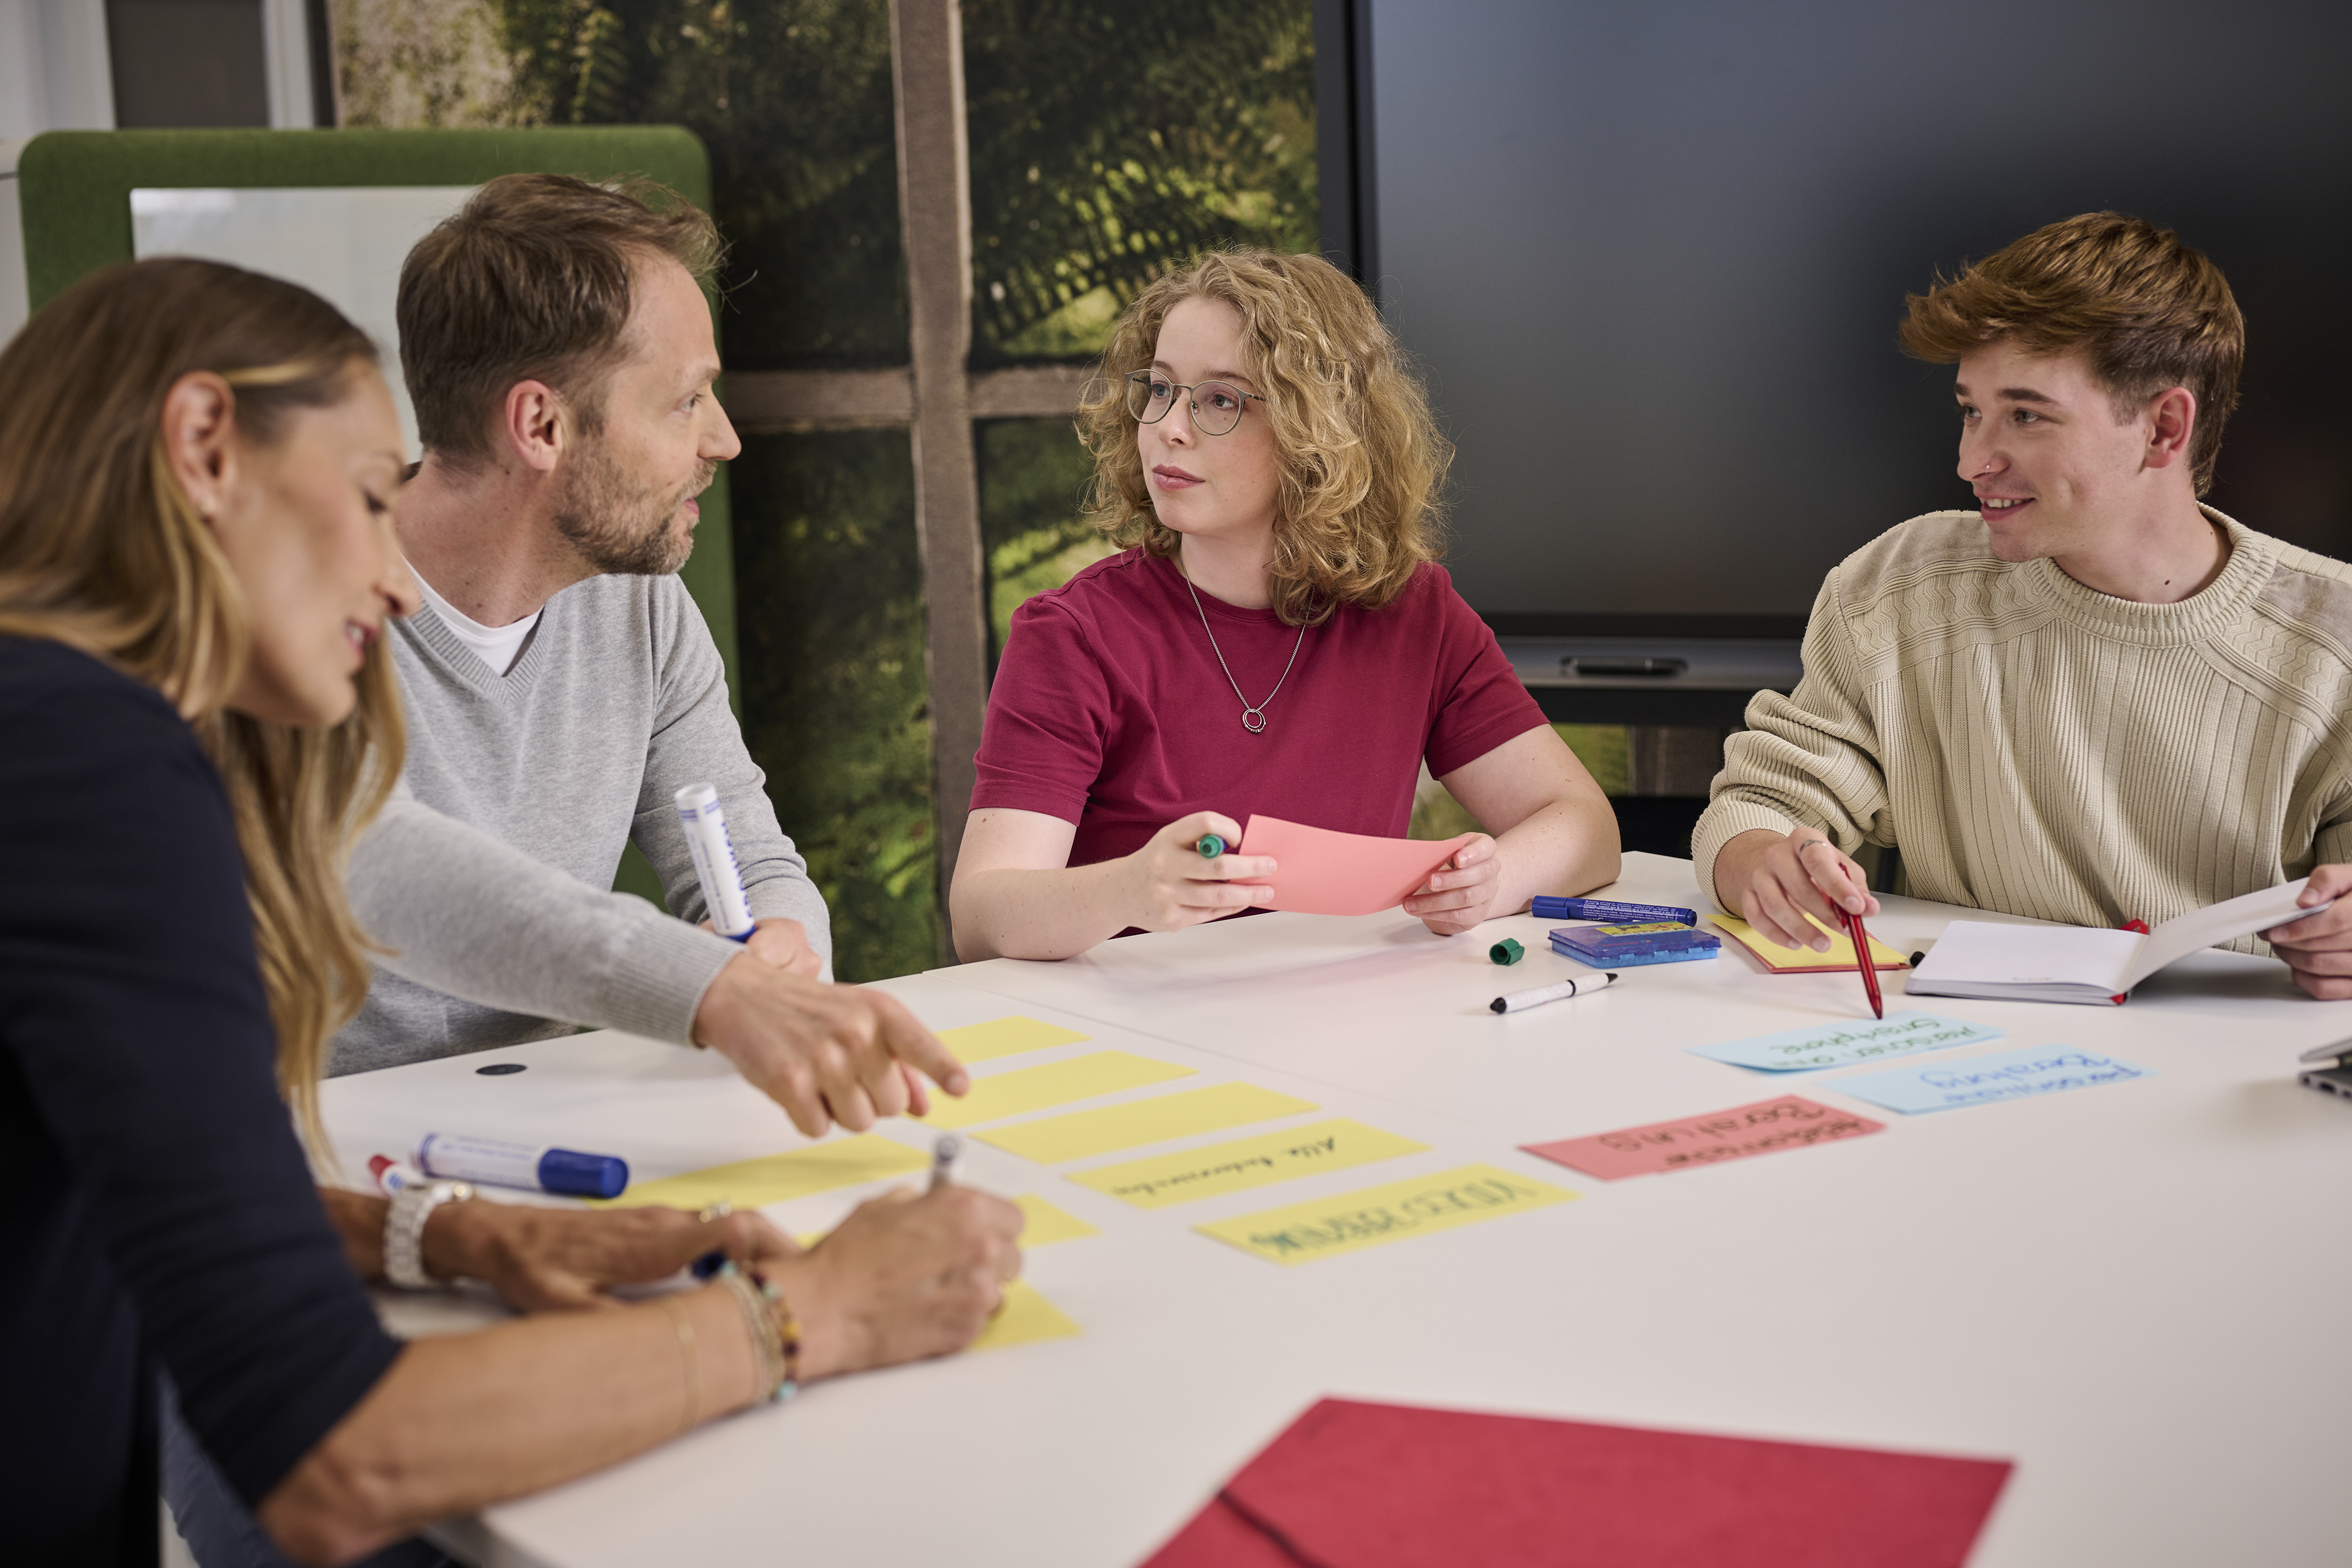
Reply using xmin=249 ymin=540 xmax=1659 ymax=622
xmin=716 ymin=1265 xmax=801 ymax=1405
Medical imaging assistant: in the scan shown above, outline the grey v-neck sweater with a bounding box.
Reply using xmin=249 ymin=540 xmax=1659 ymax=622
xmin=331 ymin=572 xmax=830 ymax=1073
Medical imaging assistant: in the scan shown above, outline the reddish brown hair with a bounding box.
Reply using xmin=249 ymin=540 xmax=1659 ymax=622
xmin=1899 ymin=212 xmax=2243 ymax=494
xmin=397 ymin=172 xmax=724 ymax=468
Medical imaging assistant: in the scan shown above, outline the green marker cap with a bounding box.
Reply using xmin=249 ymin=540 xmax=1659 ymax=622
xmin=1489 ymin=937 xmax=1525 ymax=966
xmin=1197 ymin=833 xmax=1227 ymax=858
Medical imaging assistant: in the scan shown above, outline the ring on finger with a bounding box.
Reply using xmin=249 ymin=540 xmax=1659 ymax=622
xmin=698 ymin=1201 xmax=733 ymax=1223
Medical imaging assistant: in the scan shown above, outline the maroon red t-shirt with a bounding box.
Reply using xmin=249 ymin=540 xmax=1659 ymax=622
xmin=973 ymin=548 xmax=1549 ymax=866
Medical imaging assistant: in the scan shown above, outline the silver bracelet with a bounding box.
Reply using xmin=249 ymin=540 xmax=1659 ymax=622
xmin=383 ymin=1180 xmax=473 ymax=1291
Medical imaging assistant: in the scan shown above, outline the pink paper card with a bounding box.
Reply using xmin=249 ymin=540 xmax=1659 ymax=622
xmin=1523 ymin=1095 xmax=1884 ymax=1181
xmin=1233 ymin=814 xmax=1475 ymax=917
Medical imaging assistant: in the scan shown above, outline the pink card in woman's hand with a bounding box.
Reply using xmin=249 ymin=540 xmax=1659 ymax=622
xmin=1233 ymin=814 xmax=1476 ymax=916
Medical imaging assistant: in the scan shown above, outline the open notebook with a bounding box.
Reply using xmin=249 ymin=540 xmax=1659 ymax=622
xmin=1906 ymin=880 xmax=2328 ymax=1006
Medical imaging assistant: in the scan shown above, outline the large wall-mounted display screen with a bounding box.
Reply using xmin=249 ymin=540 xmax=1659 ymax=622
xmin=1370 ymin=1 xmax=2352 ymax=631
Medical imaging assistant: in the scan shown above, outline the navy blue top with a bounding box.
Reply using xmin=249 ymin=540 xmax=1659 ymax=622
xmin=0 ymin=639 xmax=402 ymax=1566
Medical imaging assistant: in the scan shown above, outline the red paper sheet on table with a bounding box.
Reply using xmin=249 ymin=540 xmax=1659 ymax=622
xmin=1141 ymin=1398 xmax=2012 ymax=1568
xmin=1231 ymin=814 xmax=1475 ymax=917
xmin=1523 ymin=1094 xmax=1885 ymax=1181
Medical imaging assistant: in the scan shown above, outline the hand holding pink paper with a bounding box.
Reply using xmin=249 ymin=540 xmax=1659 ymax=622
xmin=1233 ymin=814 xmax=1477 ymax=917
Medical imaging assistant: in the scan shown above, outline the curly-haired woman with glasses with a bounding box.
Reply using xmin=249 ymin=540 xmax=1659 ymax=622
xmin=951 ymin=249 xmax=1620 ymax=960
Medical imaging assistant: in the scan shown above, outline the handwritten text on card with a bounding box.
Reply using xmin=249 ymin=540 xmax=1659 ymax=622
xmin=1688 ymin=1010 xmax=2003 ymax=1072
xmin=1522 ymin=1095 xmax=1885 ymax=1181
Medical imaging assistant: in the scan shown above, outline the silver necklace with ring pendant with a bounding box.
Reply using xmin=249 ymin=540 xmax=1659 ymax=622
xmin=1186 ymin=576 xmax=1306 ymax=733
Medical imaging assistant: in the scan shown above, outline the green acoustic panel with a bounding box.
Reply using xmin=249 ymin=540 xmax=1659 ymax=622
xmin=13 ymin=127 xmax=736 ymax=700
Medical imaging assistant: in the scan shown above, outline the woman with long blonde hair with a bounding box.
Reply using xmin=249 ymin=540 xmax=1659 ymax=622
xmin=950 ymin=250 xmax=1620 ymax=960
xmin=0 ymin=259 xmax=1019 ymax=1565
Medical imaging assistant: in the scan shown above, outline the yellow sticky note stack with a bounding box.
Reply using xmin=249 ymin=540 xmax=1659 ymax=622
xmin=979 ymin=1082 xmax=1317 ymax=1164
xmin=1195 ymin=1163 xmax=1577 ymax=1265
xmin=938 ymin=1015 xmax=1093 ymax=1064
xmin=592 ymin=1133 xmax=927 ymax=1211
xmin=1071 ymin=1118 xmax=1428 ymax=1208
xmin=1711 ymin=913 xmax=1908 ymax=973
xmin=1013 ymin=1195 xmax=1099 ymax=1245
xmin=915 ymin=1051 xmax=1194 ymax=1130
xmin=971 ymin=1279 xmax=1082 ymax=1351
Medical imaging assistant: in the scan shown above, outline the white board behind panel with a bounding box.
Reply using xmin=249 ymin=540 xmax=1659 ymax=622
xmin=131 ymin=186 xmax=477 ymax=460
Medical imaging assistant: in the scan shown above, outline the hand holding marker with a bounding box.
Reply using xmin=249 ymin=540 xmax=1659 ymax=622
xmin=676 ymin=782 xmax=756 ymax=941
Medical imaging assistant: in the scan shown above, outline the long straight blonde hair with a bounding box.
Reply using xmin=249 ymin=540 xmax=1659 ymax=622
xmin=0 ymin=258 xmax=404 ymax=1150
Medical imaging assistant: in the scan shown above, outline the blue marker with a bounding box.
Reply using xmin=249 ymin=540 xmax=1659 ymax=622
xmin=416 ymin=1133 xmax=629 ymax=1199
xmin=1196 ymin=833 xmax=1227 ymax=858
xmin=1532 ymin=895 xmax=1698 ymax=926
xmin=675 ymin=782 xmax=756 ymax=940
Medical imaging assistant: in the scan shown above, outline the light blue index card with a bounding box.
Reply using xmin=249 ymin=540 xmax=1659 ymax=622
xmin=1829 ymin=1044 xmax=2154 ymax=1115
xmin=1688 ymin=1010 xmax=2003 ymax=1072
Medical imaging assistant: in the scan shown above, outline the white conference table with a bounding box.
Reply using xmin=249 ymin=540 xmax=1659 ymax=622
xmin=323 ymin=853 xmax=2352 ymax=1568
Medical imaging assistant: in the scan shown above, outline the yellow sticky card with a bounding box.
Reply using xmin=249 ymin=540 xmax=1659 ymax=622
xmin=971 ymin=1279 xmax=1082 ymax=1351
xmin=591 ymin=1133 xmax=927 ymax=1211
xmin=1194 ymin=1163 xmax=1577 ymax=1265
xmin=1014 ymin=1195 xmax=1099 ymax=1245
xmin=915 ymin=1051 xmax=1194 ymax=1130
xmin=978 ymin=1082 xmax=1318 ymax=1164
xmin=939 ymin=1015 xmax=1093 ymax=1064
xmin=1712 ymin=913 xmax=1908 ymax=973
xmin=1070 ymin=1118 xmax=1429 ymax=1209
xmin=798 ymin=1196 xmax=1093 ymax=1251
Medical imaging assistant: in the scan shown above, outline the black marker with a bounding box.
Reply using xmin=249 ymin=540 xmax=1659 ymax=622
xmin=1491 ymin=971 xmax=1620 ymax=1013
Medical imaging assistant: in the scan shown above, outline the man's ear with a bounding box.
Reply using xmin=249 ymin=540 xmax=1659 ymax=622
xmin=160 ymin=372 xmax=240 ymax=527
xmin=2143 ymin=385 xmax=2197 ymax=473
xmin=500 ymin=380 xmax=568 ymax=474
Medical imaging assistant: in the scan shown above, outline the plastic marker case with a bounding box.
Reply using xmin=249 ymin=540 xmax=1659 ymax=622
xmin=1550 ymin=922 xmax=1720 ymax=968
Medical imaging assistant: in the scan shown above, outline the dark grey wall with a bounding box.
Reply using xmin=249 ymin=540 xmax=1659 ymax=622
xmin=1371 ymin=0 xmax=2352 ymax=626
xmin=107 ymin=0 xmax=269 ymax=128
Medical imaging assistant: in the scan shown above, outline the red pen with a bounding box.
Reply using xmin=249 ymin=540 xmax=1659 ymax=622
xmin=1839 ymin=906 xmax=1884 ymax=1020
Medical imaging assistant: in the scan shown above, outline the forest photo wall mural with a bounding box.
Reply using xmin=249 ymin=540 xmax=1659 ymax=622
xmin=334 ymin=0 xmax=1317 ymax=979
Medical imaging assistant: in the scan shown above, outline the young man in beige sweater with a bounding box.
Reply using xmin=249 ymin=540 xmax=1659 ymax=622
xmin=1695 ymin=211 xmax=2352 ymax=999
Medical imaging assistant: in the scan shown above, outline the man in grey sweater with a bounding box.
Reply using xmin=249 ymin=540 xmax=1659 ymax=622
xmin=334 ymin=173 xmax=967 ymax=1136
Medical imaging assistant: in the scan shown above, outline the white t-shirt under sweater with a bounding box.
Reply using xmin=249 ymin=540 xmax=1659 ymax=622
xmin=408 ymin=568 xmax=542 ymax=676
xmin=1695 ymin=508 xmax=2352 ymax=944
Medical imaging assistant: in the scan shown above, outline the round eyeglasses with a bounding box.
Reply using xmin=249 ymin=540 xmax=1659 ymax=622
xmin=1124 ymin=371 xmax=1266 ymax=437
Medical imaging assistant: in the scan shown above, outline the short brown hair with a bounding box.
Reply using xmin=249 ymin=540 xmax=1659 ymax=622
xmin=1077 ymin=250 xmax=1449 ymax=628
xmin=1899 ymin=212 xmax=2243 ymax=494
xmin=398 ymin=172 xmax=724 ymax=467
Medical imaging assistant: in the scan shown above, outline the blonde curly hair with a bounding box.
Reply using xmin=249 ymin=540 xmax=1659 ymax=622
xmin=1076 ymin=250 xmax=1450 ymax=627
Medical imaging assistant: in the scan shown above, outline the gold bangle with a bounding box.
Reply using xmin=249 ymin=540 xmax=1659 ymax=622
xmin=656 ymin=1297 xmax=699 ymax=1437
xmin=718 ymin=1271 xmax=782 ymax=1404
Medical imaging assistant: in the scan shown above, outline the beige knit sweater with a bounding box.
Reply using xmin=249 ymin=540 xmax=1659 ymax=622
xmin=1694 ymin=508 xmax=2352 ymax=941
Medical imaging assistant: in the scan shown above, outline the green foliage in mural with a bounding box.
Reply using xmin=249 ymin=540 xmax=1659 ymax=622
xmin=963 ymin=0 xmax=1320 ymax=364
xmin=341 ymin=0 xmax=908 ymax=365
xmin=977 ymin=418 xmax=1111 ymax=659
xmin=732 ymin=430 xmax=939 ymax=978
xmin=338 ymin=0 xmax=1329 ymax=979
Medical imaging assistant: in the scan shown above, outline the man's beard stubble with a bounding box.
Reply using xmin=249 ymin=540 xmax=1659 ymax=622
xmin=551 ymin=438 xmax=717 ymax=576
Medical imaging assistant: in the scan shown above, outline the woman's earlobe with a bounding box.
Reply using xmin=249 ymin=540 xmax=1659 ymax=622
xmin=160 ymin=371 xmax=241 ymax=521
